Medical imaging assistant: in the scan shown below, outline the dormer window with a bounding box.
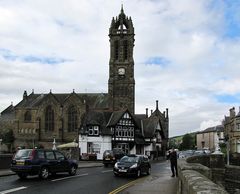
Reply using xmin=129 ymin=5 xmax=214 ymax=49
xmin=88 ymin=126 xmax=99 ymax=136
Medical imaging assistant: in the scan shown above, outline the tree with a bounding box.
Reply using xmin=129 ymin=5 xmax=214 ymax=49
xmin=179 ymin=133 xmax=195 ymax=150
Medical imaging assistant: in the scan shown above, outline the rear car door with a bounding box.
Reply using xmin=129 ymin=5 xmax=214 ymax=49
xmin=45 ymin=150 xmax=58 ymax=173
xmin=54 ymin=151 xmax=70 ymax=172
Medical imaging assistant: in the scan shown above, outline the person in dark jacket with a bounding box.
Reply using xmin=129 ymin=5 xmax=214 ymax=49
xmin=169 ymin=149 xmax=178 ymax=177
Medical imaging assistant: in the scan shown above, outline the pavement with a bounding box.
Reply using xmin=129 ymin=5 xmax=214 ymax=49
xmin=0 ymin=160 xmax=178 ymax=194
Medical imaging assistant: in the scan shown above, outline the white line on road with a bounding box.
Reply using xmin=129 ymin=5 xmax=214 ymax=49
xmin=51 ymin=173 xmax=89 ymax=182
xmin=101 ymin=170 xmax=113 ymax=173
xmin=0 ymin=186 xmax=27 ymax=194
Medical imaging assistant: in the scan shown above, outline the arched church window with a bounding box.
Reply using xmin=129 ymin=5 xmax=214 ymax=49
xmin=114 ymin=40 xmax=119 ymax=60
xmin=68 ymin=105 xmax=78 ymax=132
xmin=24 ymin=111 xmax=32 ymax=122
xmin=45 ymin=105 xmax=54 ymax=131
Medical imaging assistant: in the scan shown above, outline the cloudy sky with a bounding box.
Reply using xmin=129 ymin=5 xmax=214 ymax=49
xmin=0 ymin=0 xmax=240 ymax=137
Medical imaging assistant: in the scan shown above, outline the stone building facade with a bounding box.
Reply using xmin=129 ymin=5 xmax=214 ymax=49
xmin=196 ymin=125 xmax=224 ymax=151
xmin=0 ymin=7 xmax=169 ymax=155
xmin=223 ymin=107 xmax=240 ymax=153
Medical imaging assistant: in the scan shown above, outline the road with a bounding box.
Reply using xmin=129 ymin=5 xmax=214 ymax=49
xmin=0 ymin=166 xmax=136 ymax=194
xmin=0 ymin=161 xmax=171 ymax=194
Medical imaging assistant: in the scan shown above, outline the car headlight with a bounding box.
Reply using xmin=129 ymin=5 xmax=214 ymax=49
xmin=114 ymin=163 xmax=118 ymax=169
xmin=130 ymin=163 xmax=138 ymax=169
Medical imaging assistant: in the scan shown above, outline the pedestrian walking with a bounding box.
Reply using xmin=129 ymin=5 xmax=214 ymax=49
xmin=169 ymin=148 xmax=178 ymax=177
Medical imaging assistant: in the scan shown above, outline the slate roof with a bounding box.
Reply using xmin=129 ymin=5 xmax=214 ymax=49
xmin=107 ymin=110 xmax=127 ymax=127
xmin=80 ymin=110 xmax=113 ymax=135
xmin=14 ymin=92 xmax=109 ymax=110
xmin=0 ymin=104 xmax=15 ymax=120
xmin=1 ymin=104 xmax=14 ymax=115
xmin=197 ymin=125 xmax=224 ymax=134
xmin=150 ymin=109 xmax=165 ymax=120
xmin=141 ymin=116 xmax=160 ymax=138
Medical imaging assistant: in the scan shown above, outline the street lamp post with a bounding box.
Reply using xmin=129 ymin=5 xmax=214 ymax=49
xmin=52 ymin=136 xmax=56 ymax=150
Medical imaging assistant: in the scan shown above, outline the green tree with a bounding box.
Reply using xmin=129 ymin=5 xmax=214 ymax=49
xmin=179 ymin=133 xmax=195 ymax=150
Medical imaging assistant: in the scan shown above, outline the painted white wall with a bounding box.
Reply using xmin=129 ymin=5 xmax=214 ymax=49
xmin=79 ymin=135 xmax=112 ymax=160
xmin=130 ymin=145 xmax=136 ymax=154
xmin=144 ymin=144 xmax=153 ymax=156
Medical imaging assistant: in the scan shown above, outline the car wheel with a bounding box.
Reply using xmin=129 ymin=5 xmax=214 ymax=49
xmin=114 ymin=172 xmax=119 ymax=177
xmin=69 ymin=165 xmax=77 ymax=176
xmin=39 ymin=167 xmax=49 ymax=179
xmin=17 ymin=173 xmax=27 ymax=179
xmin=147 ymin=167 xmax=151 ymax=175
xmin=136 ymin=169 xmax=141 ymax=178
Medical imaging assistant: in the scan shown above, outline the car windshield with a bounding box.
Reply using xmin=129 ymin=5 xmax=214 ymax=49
xmin=103 ymin=150 xmax=113 ymax=156
xmin=120 ymin=156 xmax=139 ymax=163
xmin=14 ymin=149 xmax=32 ymax=159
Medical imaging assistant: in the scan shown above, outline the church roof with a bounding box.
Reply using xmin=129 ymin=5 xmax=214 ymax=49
xmin=14 ymin=92 xmax=109 ymax=110
xmin=0 ymin=104 xmax=15 ymax=120
xmin=1 ymin=104 xmax=14 ymax=115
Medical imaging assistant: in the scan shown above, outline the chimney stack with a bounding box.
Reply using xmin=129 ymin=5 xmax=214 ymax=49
xmin=146 ymin=108 xmax=148 ymax=118
xmin=166 ymin=108 xmax=169 ymax=118
xmin=23 ymin=90 xmax=27 ymax=100
xmin=156 ymin=100 xmax=159 ymax=110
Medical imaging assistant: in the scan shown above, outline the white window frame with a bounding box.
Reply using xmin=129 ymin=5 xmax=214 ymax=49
xmin=88 ymin=126 xmax=94 ymax=135
xmin=94 ymin=126 xmax=99 ymax=135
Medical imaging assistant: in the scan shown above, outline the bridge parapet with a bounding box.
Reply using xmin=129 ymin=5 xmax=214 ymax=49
xmin=177 ymin=159 xmax=227 ymax=194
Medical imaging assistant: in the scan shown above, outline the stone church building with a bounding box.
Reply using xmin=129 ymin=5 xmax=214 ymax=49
xmin=0 ymin=7 xmax=169 ymax=159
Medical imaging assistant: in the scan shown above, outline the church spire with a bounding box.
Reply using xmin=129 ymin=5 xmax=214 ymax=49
xmin=121 ymin=4 xmax=124 ymax=14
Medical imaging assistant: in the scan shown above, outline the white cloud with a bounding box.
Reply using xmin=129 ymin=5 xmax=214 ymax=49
xmin=0 ymin=0 xmax=240 ymax=137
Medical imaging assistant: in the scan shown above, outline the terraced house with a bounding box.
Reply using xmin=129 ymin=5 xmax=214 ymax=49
xmin=0 ymin=7 xmax=169 ymax=159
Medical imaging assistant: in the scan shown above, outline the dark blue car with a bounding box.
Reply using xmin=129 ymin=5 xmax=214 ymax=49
xmin=11 ymin=149 xmax=78 ymax=179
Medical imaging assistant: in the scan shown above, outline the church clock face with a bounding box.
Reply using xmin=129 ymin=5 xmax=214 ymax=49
xmin=118 ymin=67 xmax=125 ymax=75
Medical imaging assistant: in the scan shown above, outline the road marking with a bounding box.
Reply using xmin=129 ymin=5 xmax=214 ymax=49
xmin=102 ymin=170 xmax=113 ymax=173
xmin=0 ymin=186 xmax=27 ymax=194
xmin=109 ymin=177 xmax=146 ymax=194
xmin=51 ymin=173 xmax=88 ymax=182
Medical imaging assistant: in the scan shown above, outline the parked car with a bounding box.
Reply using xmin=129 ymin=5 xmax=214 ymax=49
xmin=178 ymin=150 xmax=195 ymax=159
xmin=102 ymin=148 xmax=125 ymax=167
xmin=113 ymin=154 xmax=151 ymax=177
xmin=193 ymin=149 xmax=207 ymax=156
xmin=11 ymin=149 xmax=78 ymax=179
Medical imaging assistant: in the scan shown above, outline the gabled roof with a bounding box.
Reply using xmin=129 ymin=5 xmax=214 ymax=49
xmin=150 ymin=109 xmax=165 ymax=120
xmin=142 ymin=116 xmax=160 ymax=138
xmin=107 ymin=110 xmax=126 ymax=127
xmin=80 ymin=110 xmax=112 ymax=135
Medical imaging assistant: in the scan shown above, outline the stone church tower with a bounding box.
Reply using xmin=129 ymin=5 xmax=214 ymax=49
xmin=108 ymin=6 xmax=135 ymax=114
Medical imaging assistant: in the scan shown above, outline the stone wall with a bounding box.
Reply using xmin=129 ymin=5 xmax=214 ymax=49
xmin=177 ymin=159 xmax=228 ymax=194
xmin=225 ymin=165 xmax=240 ymax=194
